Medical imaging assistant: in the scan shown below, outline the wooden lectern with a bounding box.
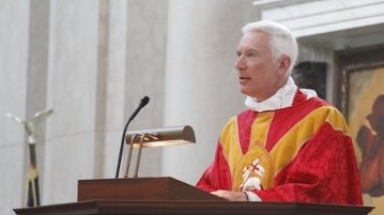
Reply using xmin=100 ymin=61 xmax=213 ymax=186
xmin=14 ymin=177 xmax=374 ymax=215
xmin=77 ymin=177 xmax=224 ymax=201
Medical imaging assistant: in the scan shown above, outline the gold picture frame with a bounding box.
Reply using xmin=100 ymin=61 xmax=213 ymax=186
xmin=335 ymin=46 xmax=384 ymax=214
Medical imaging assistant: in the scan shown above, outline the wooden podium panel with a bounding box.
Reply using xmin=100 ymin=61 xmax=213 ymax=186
xmin=14 ymin=200 xmax=374 ymax=215
xmin=77 ymin=177 xmax=224 ymax=201
xmin=14 ymin=177 xmax=374 ymax=215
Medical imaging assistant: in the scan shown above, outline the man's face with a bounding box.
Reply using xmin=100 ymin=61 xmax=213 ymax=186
xmin=234 ymin=31 xmax=287 ymax=101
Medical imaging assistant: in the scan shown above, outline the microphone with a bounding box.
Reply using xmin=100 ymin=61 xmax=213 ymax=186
xmin=115 ymin=96 xmax=150 ymax=178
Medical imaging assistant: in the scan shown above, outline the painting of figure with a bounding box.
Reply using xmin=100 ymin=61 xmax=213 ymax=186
xmin=347 ymin=67 xmax=384 ymax=214
xmin=356 ymin=94 xmax=384 ymax=196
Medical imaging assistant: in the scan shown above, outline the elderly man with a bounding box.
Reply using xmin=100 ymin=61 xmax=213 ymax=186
xmin=196 ymin=20 xmax=363 ymax=205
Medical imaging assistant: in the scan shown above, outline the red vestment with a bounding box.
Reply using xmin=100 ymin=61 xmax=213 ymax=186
xmin=196 ymin=90 xmax=363 ymax=205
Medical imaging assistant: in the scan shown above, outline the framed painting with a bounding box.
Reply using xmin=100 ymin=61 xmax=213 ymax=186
xmin=335 ymin=46 xmax=384 ymax=215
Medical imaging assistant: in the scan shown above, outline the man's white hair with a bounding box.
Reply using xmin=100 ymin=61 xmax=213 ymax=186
xmin=242 ymin=20 xmax=298 ymax=75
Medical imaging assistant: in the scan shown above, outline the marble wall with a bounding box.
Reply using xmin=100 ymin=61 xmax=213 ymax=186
xmin=1 ymin=0 xmax=31 ymax=214
xmin=162 ymin=0 xmax=257 ymax=184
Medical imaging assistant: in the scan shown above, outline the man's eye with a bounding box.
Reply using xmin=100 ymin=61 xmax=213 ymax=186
xmin=246 ymin=51 xmax=257 ymax=60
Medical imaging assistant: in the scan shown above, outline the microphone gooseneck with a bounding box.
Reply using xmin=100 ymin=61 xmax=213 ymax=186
xmin=115 ymin=96 xmax=150 ymax=178
xmin=129 ymin=96 xmax=150 ymax=121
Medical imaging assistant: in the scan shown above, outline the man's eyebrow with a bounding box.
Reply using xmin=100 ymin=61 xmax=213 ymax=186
xmin=237 ymin=49 xmax=258 ymax=53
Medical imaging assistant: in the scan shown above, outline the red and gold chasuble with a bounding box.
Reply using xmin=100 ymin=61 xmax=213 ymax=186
xmin=196 ymin=90 xmax=363 ymax=205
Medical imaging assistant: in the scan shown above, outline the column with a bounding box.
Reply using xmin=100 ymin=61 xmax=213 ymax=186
xmin=162 ymin=0 xmax=259 ymax=185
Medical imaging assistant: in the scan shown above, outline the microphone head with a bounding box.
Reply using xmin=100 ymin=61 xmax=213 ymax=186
xmin=140 ymin=96 xmax=150 ymax=107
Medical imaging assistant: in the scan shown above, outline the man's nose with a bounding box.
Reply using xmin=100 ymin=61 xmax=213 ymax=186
xmin=235 ymin=56 xmax=246 ymax=70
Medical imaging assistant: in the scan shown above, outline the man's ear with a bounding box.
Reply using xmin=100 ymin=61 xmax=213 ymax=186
xmin=277 ymin=55 xmax=291 ymax=76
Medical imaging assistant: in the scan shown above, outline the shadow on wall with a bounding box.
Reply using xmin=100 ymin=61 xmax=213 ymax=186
xmin=292 ymin=61 xmax=327 ymax=100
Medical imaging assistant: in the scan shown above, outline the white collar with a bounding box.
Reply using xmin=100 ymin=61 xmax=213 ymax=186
xmin=244 ymin=77 xmax=299 ymax=112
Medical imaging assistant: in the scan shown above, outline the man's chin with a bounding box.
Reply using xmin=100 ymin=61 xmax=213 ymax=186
xmin=240 ymin=88 xmax=253 ymax=97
